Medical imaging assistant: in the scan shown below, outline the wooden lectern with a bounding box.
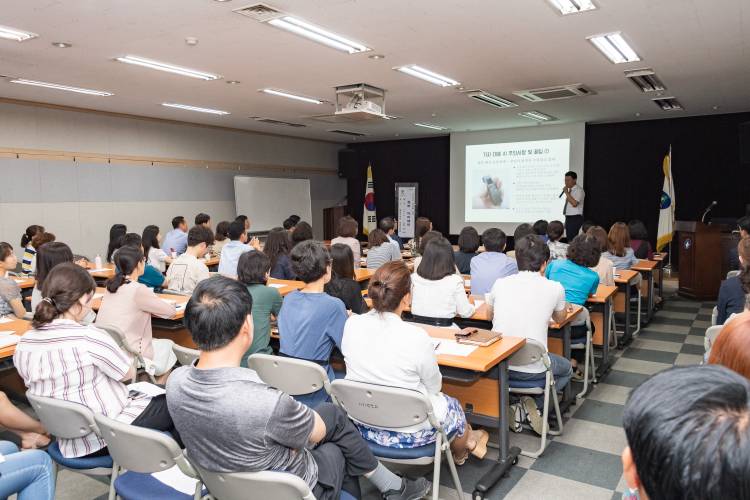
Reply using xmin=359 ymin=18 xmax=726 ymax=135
xmin=323 ymin=206 xmax=347 ymax=241
xmin=675 ymin=221 xmax=722 ymax=300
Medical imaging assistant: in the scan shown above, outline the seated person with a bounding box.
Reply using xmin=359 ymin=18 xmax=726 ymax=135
xmin=717 ymin=238 xmax=750 ymax=324
xmin=581 ymin=220 xmax=596 ymax=235
xmin=343 ymin=261 xmax=488 ymax=464
xmin=470 ymin=228 xmax=518 ymax=295
xmin=218 ymin=220 xmax=260 ymax=278
xmin=165 ymin=226 xmax=213 ymax=293
xmin=408 ymin=217 xmax=432 ymax=253
xmin=379 ymin=217 xmax=402 ymax=250
xmin=366 ymin=229 xmax=402 ymax=270
xmin=533 ymin=219 xmax=549 ymax=243
xmin=621 ymin=365 xmax=750 ymax=500
xmin=265 ymin=227 xmax=295 ymax=280
xmin=602 ymin=222 xmax=638 ymax=270
xmin=411 ymin=237 xmax=475 ymax=324
xmin=15 ymin=263 xmax=180 ymax=459
xmin=236 ymin=251 xmax=283 ymax=361
xmin=331 ymin=216 xmax=361 ymax=268
xmin=119 ymin=233 xmax=168 ymax=291
xmin=708 ymin=312 xmax=750 ymax=378
xmin=291 ymin=221 xmax=314 ymax=248
xmin=32 ymin=242 xmax=90 ymax=311
xmin=454 ymin=226 xmax=480 ymax=275
xmin=586 ymin=226 xmax=615 ymax=286
xmin=486 ymin=235 xmax=572 ymax=435
xmin=162 ymin=216 xmax=188 ymax=256
xmin=143 ymin=225 xmax=172 ymax=273
xmin=628 ymin=220 xmax=654 ymax=260
xmin=0 ymin=243 xmax=27 ymax=319
xmin=278 ymin=241 xmax=348 ymax=407
xmin=166 ymin=276 xmax=429 ymax=500
xmin=545 ymin=234 xmax=600 ymax=309
xmin=546 ymin=220 xmax=568 ymax=260
xmin=324 ymin=244 xmax=368 ymax=315
xmin=0 ymin=439 xmax=54 ymax=499
xmin=412 ymin=230 xmax=442 ymax=272
xmin=506 ymin=223 xmax=534 ymax=260
xmin=211 ymin=221 xmax=230 ymax=257
xmin=95 ymin=246 xmax=178 ymax=383
xmin=20 ymin=224 xmax=45 ymax=276
xmin=728 ymin=216 xmax=750 ymax=270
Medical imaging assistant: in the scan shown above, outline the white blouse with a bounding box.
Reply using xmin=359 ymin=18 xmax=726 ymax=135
xmin=148 ymin=247 xmax=169 ymax=273
xmin=410 ymin=273 xmax=475 ymax=320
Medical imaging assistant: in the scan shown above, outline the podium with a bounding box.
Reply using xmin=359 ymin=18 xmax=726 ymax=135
xmin=675 ymin=221 xmax=722 ymax=300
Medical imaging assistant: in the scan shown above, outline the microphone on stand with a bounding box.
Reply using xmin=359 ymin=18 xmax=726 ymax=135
xmin=700 ymin=200 xmax=718 ymax=224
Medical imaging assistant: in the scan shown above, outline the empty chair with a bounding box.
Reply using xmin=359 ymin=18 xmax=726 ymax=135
xmin=93 ymin=413 xmax=204 ymax=500
xmin=173 ymin=344 xmax=201 ymax=367
xmin=569 ymin=307 xmax=597 ymax=400
xmin=247 ymin=353 xmax=332 ymax=398
xmin=507 ymin=339 xmax=563 ymax=458
xmin=97 ymin=323 xmax=156 ymax=383
xmin=330 ymin=379 xmax=462 ymax=500
xmin=704 ymin=324 xmax=724 ymax=358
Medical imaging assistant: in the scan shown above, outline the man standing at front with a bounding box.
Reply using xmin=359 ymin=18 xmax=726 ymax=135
xmin=562 ymin=171 xmax=585 ymax=241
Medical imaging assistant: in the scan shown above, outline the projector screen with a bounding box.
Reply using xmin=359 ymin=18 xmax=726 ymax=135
xmin=449 ymin=123 xmax=585 ymax=235
xmin=234 ymin=176 xmax=312 ymax=233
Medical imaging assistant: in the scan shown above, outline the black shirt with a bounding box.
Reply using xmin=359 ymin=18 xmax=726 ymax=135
xmin=453 ymin=251 xmax=478 ymax=275
xmin=324 ymin=277 xmax=368 ymax=314
xmin=717 ymin=276 xmax=747 ymax=324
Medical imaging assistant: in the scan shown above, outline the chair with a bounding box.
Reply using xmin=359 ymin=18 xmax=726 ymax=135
xmin=195 ymin=466 xmax=315 ymax=500
xmin=704 ymin=324 xmax=723 ymax=356
xmin=507 ymin=339 xmax=563 ymax=458
xmin=93 ymin=413 xmax=204 ymax=500
xmin=570 ymin=307 xmax=597 ymax=400
xmin=162 ymin=289 xmax=193 ymax=297
xmin=173 ymin=344 xmax=201 ymax=367
xmin=247 ymin=354 xmax=332 ymax=398
xmin=330 ymin=379 xmax=462 ymax=500
xmin=26 ymin=393 xmax=115 ymax=496
xmin=727 ymin=270 xmax=741 ymax=279
xmin=97 ymin=324 xmax=156 ymax=383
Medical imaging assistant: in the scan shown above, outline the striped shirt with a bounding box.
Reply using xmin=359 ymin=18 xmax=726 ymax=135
xmin=21 ymin=245 xmax=36 ymax=275
xmin=365 ymin=243 xmax=402 ymax=270
xmin=14 ymin=319 xmax=151 ymax=458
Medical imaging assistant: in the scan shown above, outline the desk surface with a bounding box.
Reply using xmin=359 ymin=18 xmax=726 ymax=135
xmin=267 ymin=278 xmax=305 ymax=296
xmin=11 ymin=277 xmax=35 ymax=289
xmin=587 ymin=285 xmax=618 ymax=303
xmin=0 ymin=318 xmax=31 ymax=359
xmin=87 ymin=262 xmax=115 ymax=279
xmin=91 ymin=287 xmax=190 ymax=319
xmin=614 ymin=269 xmax=639 ymax=284
xmin=467 ymin=296 xmax=582 ymax=327
xmin=632 ymin=260 xmax=658 ymax=272
xmin=416 ymin=324 xmax=525 ymax=372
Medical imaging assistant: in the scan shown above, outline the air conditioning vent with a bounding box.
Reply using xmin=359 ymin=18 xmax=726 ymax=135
xmin=625 ymin=68 xmax=666 ymax=93
xmin=514 ymin=84 xmax=593 ymax=102
xmin=466 ymin=90 xmax=517 ymax=109
xmin=329 ymin=129 xmax=366 ymax=137
xmin=250 ymin=117 xmax=306 ymax=128
xmin=232 ymin=3 xmax=284 ymax=22
xmin=518 ymin=111 xmax=557 ymax=122
xmin=652 ymin=97 xmax=683 ymax=111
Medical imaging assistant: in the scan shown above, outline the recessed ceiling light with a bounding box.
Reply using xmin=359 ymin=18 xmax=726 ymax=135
xmin=368 ymin=54 xmax=385 ymax=60
xmin=587 ymin=32 xmax=640 ymax=64
xmin=414 ymin=122 xmax=449 ymax=131
xmin=214 ymin=0 xmax=232 ymax=2
xmin=394 ymin=65 xmax=460 ymax=87
xmin=9 ymin=78 xmax=113 ymax=96
xmin=0 ymin=25 xmax=38 ymax=42
xmin=266 ymin=16 xmax=370 ymax=53
xmin=261 ymin=88 xmax=322 ymax=104
xmin=162 ymin=103 xmax=230 ymax=115
xmin=51 ymin=42 xmax=72 ymax=48
xmin=518 ymin=111 xmax=556 ymax=122
xmin=624 ymin=68 xmax=666 ymax=93
xmin=226 ymin=80 xmax=241 ymax=85
xmin=652 ymin=97 xmax=683 ymax=111
xmin=549 ymin=0 xmax=596 ymax=15
xmin=467 ymin=91 xmax=517 ymax=109
xmin=115 ymin=55 xmax=221 ymax=80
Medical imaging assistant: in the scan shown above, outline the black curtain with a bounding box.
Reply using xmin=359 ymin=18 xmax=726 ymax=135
xmin=342 ymin=137 xmax=450 ymax=236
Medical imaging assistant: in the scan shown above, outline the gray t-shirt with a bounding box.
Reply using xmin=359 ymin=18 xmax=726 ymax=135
xmin=166 ymin=365 xmax=318 ymax=488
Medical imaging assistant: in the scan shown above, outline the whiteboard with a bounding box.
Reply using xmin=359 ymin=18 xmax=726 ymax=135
xmin=234 ymin=176 xmax=312 ymax=232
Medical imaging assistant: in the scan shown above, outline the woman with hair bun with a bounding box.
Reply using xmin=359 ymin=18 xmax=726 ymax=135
xmin=341 ymin=261 xmax=488 ymax=465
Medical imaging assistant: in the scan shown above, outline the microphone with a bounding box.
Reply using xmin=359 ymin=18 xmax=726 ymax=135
xmin=700 ymin=200 xmax=718 ymax=224
xmin=559 ymin=189 xmax=566 ymax=198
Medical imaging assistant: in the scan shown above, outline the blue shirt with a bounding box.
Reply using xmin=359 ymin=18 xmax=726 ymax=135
xmin=545 ymin=259 xmax=599 ymax=305
xmin=470 ymin=252 xmax=519 ymax=295
xmin=162 ymin=229 xmax=188 ymax=255
xmin=278 ymin=291 xmax=347 ymax=407
xmin=218 ymin=240 xmax=252 ymax=277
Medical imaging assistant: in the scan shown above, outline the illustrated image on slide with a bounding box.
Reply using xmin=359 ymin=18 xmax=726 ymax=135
xmin=472 ymin=174 xmax=512 ymax=209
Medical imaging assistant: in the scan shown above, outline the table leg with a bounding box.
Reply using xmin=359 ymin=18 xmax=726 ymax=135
xmin=620 ymin=282 xmax=633 ymax=347
xmin=597 ymin=299 xmax=612 ymax=377
xmin=647 ymin=272 xmax=655 ymax=321
xmin=473 ymin=360 xmax=520 ymax=500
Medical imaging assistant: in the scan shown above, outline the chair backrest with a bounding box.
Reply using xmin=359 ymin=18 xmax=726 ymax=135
xmin=727 ymin=270 xmax=741 ymax=279
xmin=26 ymin=393 xmax=100 ymax=440
xmin=195 ymin=466 xmax=315 ymax=500
xmin=330 ymin=379 xmax=434 ymax=430
xmin=163 ymin=289 xmax=193 ymax=297
xmin=247 ymin=354 xmax=330 ymax=396
xmin=96 ymin=323 xmax=132 ymax=354
xmin=173 ymin=344 xmax=201 ymax=366
xmin=705 ymin=325 xmax=724 ymax=352
xmin=507 ymin=338 xmax=548 ymax=368
xmin=93 ymin=413 xmax=197 ymax=478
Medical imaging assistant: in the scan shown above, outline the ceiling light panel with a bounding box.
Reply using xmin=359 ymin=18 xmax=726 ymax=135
xmin=261 ymin=88 xmax=322 ymax=104
xmin=263 ymin=15 xmax=370 ymax=53
xmin=0 ymin=25 xmax=38 ymax=42
xmin=116 ymin=55 xmax=221 ymax=80
xmin=587 ymin=32 xmax=640 ymax=64
xmin=624 ymin=68 xmax=666 ymax=93
xmin=414 ymin=122 xmax=449 ymax=131
xmin=161 ymin=103 xmax=229 ymax=115
xmin=518 ymin=111 xmax=556 ymax=122
xmin=467 ymin=91 xmax=517 ymax=109
xmin=9 ymin=78 xmax=113 ymax=96
xmin=394 ymin=65 xmax=460 ymax=87
xmin=652 ymin=97 xmax=683 ymax=111
xmin=549 ymin=0 xmax=596 ymax=15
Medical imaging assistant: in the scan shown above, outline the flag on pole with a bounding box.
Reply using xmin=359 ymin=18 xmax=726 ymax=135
xmin=362 ymin=164 xmax=377 ymax=235
xmin=657 ymin=147 xmax=675 ymax=251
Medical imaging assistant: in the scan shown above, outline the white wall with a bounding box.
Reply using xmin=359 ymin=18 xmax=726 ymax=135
xmin=0 ymin=102 xmax=346 ymax=258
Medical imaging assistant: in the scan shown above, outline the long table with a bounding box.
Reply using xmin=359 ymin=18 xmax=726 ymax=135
xmin=613 ymin=269 xmax=640 ymax=347
xmin=631 ymin=259 xmax=658 ymax=322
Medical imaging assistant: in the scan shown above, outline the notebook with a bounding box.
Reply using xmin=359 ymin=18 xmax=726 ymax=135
xmin=455 ymin=328 xmax=502 ymax=347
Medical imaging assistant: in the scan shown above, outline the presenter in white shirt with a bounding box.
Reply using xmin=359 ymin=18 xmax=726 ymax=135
xmin=562 ymin=171 xmax=585 ymax=241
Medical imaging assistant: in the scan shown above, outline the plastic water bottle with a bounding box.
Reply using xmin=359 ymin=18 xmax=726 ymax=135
xmin=94 ymin=254 xmax=102 ymax=270
xmin=171 ymin=248 xmax=177 ymax=259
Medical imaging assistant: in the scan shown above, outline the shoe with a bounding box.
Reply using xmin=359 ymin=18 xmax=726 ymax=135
xmin=572 ymin=368 xmax=585 ymax=382
xmin=382 ymin=476 xmax=431 ymax=500
xmin=509 ymin=403 xmax=523 ymax=433
xmin=469 ymin=429 xmax=489 ymax=459
xmin=521 ymin=396 xmax=544 ymax=436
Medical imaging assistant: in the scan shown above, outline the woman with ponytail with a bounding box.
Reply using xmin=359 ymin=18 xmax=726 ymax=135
xmin=96 ymin=246 xmax=178 ymax=382
xmin=20 ymin=225 xmax=44 ymax=276
xmin=717 ymin=238 xmax=750 ymax=324
xmin=15 ymin=263 xmax=180 ymax=460
xmin=341 ymin=261 xmax=489 ymax=465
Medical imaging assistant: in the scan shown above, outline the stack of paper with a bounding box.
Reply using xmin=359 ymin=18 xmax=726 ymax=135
xmin=268 ymin=283 xmax=285 ymax=289
xmin=0 ymin=333 xmax=20 ymax=349
xmin=0 ymin=318 xmax=13 ymax=325
xmin=434 ymin=339 xmax=477 ymax=357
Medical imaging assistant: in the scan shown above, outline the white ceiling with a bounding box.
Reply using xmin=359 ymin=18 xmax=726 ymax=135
xmin=2 ymin=0 xmax=750 ymax=143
